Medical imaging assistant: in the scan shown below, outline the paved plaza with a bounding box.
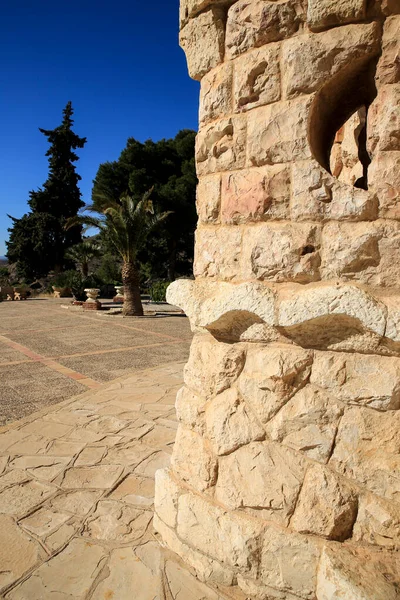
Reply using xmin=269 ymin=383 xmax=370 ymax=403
xmin=0 ymin=298 xmax=192 ymax=426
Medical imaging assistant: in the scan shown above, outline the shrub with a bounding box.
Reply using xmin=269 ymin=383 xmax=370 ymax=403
xmin=149 ymin=280 xmax=169 ymax=302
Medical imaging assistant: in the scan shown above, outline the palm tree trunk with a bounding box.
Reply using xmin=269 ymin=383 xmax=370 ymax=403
xmin=121 ymin=260 xmax=143 ymax=316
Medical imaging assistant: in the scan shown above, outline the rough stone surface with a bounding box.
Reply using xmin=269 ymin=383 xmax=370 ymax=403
xmin=171 ymin=425 xmax=217 ymax=491
xmin=233 ymin=43 xmax=281 ymax=112
xmin=307 ymin=0 xmax=367 ymax=31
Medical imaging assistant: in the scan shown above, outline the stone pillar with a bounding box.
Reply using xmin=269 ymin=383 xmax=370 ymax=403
xmin=154 ymin=1 xmax=400 ymax=598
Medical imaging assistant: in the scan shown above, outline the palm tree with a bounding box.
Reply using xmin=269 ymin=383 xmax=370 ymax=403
xmin=65 ymin=240 xmax=101 ymax=277
xmin=66 ymin=190 xmax=170 ymax=316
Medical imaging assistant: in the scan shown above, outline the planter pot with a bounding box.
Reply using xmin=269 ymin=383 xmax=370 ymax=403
xmin=84 ymin=288 xmax=100 ymax=303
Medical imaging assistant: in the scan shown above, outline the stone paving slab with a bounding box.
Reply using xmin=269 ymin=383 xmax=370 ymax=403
xmin=0 ymin=362 xmax=233 ymax=600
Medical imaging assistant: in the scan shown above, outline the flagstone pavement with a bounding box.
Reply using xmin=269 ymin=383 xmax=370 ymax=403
xmin=0 ymin=361 xmax=233 ymax=600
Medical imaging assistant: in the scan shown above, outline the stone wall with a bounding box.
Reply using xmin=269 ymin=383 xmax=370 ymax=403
xmin=154 ymin=1 xmax=400 ymax=598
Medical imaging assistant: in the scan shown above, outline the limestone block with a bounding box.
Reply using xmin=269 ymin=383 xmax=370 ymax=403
xmin=205 ymin=388 xmax=265 ymax=455
xmin=290 ymin=160 xmax=378 ymax=222
xmin=170 ymin=425 xmax=217 ymax=491
xmin=261 ymin=526 xmax=320 ymax=599
xmin=376 ymin=16 xmax=400 ymax=84
xmin=368 ymin=84 xmax=400 ymax=153
xmin=233 ymin=44 xmax=281 ymax=112
xmin=184 ymin=335 xmax=246 ymax=398
xmin=311 ymin=351 xmax=400 ymax=410
xmin=221 ymin=165 xmax=291 ymax=224
xmin=291 ymin=464 xmax=358 ymax=541
xmin=241 ymin=222 xmax=321 ymax=283
xmin=199 ymin=63 xmax=233 ymax=125
xmin=238 ymin=345 xmax=313 ymax=424
xmin=226 ymin=0 xmax=303 ymax=58
xmin=215 ymin=441 xmax=307 ymax=525
xmin=265 ymin=385 xmax=344 ymax=462
xmin=196 ymin=174 xmax=221 ymax=223
xmin=154 ymin=469 xmax=180 ymax=529
xmin=0 ymin=515 xmax=43 ymax=590
xmin=316 ymin=545 xmax=400 ymax=600
xmin=193 ymin=225 xmax=242 ymax=280
xmin=179 ymin=0 xmax=235 ymax=28
xmin=307 ymin=0 xmax=367 ymax=31
xmin=369 ymin=153 xmax=400 ymax=220
xmin=321 ymin=220 xmax=400 ymax=287
xmin=179 ymin=8 xmax=225 ymax=81
xmin=175 ymin=385 xmax=206 ymax=434
xmin=196 ymin=115 xmax=247 ymax=176
xmin=329 ymin=407 xmax=400 ymax=501
xmin=154 ymin=514 xmax=236 ymax=586
xmin=282 ymin=23 xmax=380 ymax=98
xmin=352 ymin=491 xmax=400 ymax=547
xmin=177 ymin=491 xmax=265 ymax=574
xmin=247 ymin=98 xmax=313 ymax=167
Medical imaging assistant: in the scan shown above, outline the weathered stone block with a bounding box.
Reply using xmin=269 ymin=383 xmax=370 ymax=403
xmin=179 ymin=0 xmax=235 ymax=28
xmin=199 ymin=63 xmax=233 ymax=125
xmin=265 ymin=385 xmax=344 ymax=462
xmin=238 ymin=345 xmax=313 ymax=424
xmin=369 ymin=153 xmax=400 ymax=220
xmin=196 ymin=174 xmax=221 ymax=223
xmin=241 ymin=221 xmax=321 ymax=283
xmin=233 ymin=43 xmax=281 ymax=112
xmin=175 ymin=385 xmax=206 ymax=434
xmin=184 ymin=334 xmax=246 ymax=398
xmin=376 ymin=16 xmax=400 ymax=84
xmin=179 ymin=8 xmax=225 ymax=81
xmin=196 ymin=115 xmax=247 ymax=176
xmin=226 ymin=0 xmax=303 ymax=58
xmin=247 ymin=98 xmax=312 ymax=166
xmin=193 ymin=225 xmax=242 ymax=280
xmin=221 ymin=165 xmax=290 ymax=224
xmin=329 ymin=407 xmax=400 ymax=501
xmin=154 ymin=469 xmax=181 ymax=529
xmin=368 ymin=84 xmax=400 ymax=153
xmin=171 ymin=425 xmax=217 ymax=491
xmin=215 ymin=441 xmax=307 ymax=525
xmin=291 ymin=464 xmax=358 ymax=540
xmin=353 ymin=491 xmax=400 ymax=547
xmin=307 ymin=0 xmax=367 ymax=31
xmin=177 ymin=492 xmax=265 ymax=574
xmin=311 ymin=351 xmax=400 ymax=410
xmin=205 ymin=388 xmax=265 ymax=455
xmin=282 ymin=23 xmax=380 ymax=98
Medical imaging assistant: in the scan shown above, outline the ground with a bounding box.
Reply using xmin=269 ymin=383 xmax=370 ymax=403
xmin=0 ymin=298 xmax=193 ymax=426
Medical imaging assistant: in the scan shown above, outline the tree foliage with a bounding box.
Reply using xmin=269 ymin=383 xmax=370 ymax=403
xmin=92 ymin=129 xmax=197 ymax=281
xmin=6 ymin=102 xmax=86 ymax=280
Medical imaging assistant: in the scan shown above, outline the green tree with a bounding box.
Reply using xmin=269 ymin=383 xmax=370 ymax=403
xmin=92 ymin=129 xmax=197 ymax=281
xmin=65 ymin=240 xmax=101 ymax=277
xmin=67 ymin=191 xmax=170 ymax=316
xmin=6 ymin=102 xmax=86 ymax=279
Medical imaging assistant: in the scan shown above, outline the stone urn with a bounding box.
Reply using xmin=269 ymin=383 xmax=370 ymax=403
xmin=52 ymin=286 xmax=70 ymax=298
xmin=84 ymin=288 xmax=100 ymax=303
xmin=113 ymin=285 xmax=125 ymax=303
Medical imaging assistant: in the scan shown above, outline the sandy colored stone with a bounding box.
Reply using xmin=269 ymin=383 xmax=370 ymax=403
xmin=20 ymin=507 xmax=71 ymax=537
xmin=330 ymin=407 xmax=400 ymax=501
xmin=0 ymin=469 xmax=30 ymax=489
xmin=196 ymin=174 xmax=221 ymax=223
xmin=266 ymin=385 xmax=343 ymax=462
xmin=44 ymin=521 xmax=78 ymax=552
xmin=233 ymin=43 xmax=281 ymax=111
xmin=82 ymin=499 xmax=152 ymax=542
xmin=196 ymin=115 xmax=247 ymax=176
xmin=206 ymin=387 xmax=265 ymax=455
xmin=45 ymin=439 xmax=85 ymax=456
xmin=369 ymin=152 xmax=400 ymax=220
xmin=59 ymin=464 xmax=123 ymax=489
xmin=0 ymin=480 xmax=56 ymax=517
xmin=154 ymin=468 xmax=180 ymax=528
xmin=165 ymin=558 xmax=224 ymax=600
xmin=91 ymin=546 xmax=160 ymax=600
xmin=109 ymin=473 xmax=155 ymax=507
xmin=0 ymin=515 xmax=43 ymax=590
xmin=376 ymin=15 xmax=400 ymax=84
xmin=282 ymin=23 xmax=380 ymax=98
xmin=171 ymin=425 xmax=217 ymax=491
xmin=9 ymin=455 xmax=69 ymax=481
xmin=134 ymin=449 xmax=172 ymax=478
xmin=316 ymin=545 xmax=400 ymax=600
xmin=226 ymin=0 xmax=302 ymax=58
xmin=19 ymin=419 xmax=73 ymax=439
xmin=199 ymin=62 xmax=233 ymax=124
xmin=184 ymin=335 xmax=246 ymax=398
xmin=291 ymin=464 xmax=357 ymax=541
xmin=215 ymin=442 xmax=306 ymax=525
xmin=368 ymin=84 xmax=400 ymax=153
xmin=175 ymin=385 xmax=206 ymax=434
xmin=307 ymin=0 xmax=366 ymax=31
xmin=49 ymin=490 xmax=101 ymax=516
xmin=74 ymin=445 xmax=106 ymax=466
xmin=193 ymin=225 xmax=242 ymax=280
xmin=353 ymin=492 xmax=400 ymax=547
xmin=179 ymin=8 xmax=225 ymax=81
xmin=221 ymin=165 xmax=290 ymax=224
xmin=311 ymin=351 xmax=400 ymax=410
xmin=179 ymin=0 xmax=233 ymax=27
xmin=177 ymin=492 xmax=265 ymax=575
xmin=7 ymin=538 xmax=107 ymax=600
xmin=247 ymin=97 xmax=312 ymax=166
xmin=241 ymin=221 xmax=321 ymax=283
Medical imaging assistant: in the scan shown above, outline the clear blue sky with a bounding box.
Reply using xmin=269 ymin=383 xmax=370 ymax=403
xmin=0 ymin=0 xmax=199 ymax=256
